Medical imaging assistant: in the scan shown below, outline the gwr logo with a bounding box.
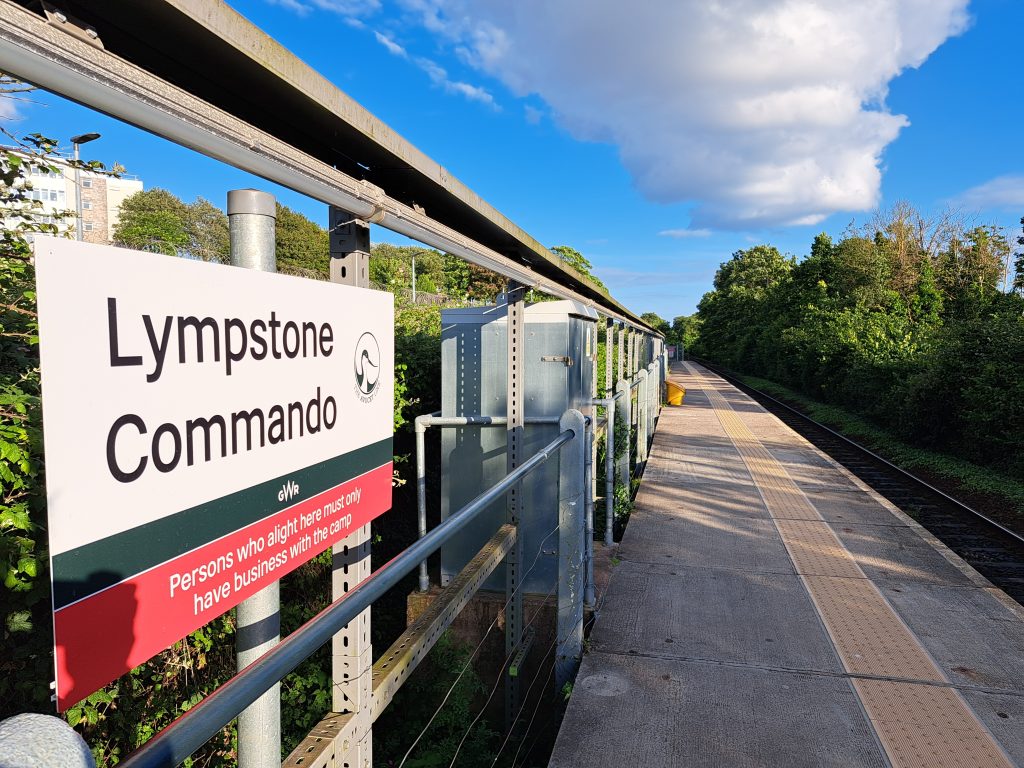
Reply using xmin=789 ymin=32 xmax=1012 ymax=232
xmin=278 ymin=479 xmax=301 ymax=503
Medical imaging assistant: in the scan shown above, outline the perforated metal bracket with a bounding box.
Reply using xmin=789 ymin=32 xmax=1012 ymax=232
xmin=508 ymin=626 xmax=536 ymax=678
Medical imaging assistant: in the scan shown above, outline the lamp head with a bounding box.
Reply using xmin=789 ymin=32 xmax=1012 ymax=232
xmin=70 ymin=132 xmax=101 ymax=145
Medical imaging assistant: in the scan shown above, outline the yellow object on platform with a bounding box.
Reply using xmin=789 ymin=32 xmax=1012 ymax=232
xmin=667 ymin=381 xmax=686 ymax=405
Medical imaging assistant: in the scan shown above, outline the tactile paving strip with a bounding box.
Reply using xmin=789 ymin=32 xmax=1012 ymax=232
xmin=681 ymin=363 xmax=1014 ymax=768
xmin=855 ymin=679 xmax=1016 ymax=768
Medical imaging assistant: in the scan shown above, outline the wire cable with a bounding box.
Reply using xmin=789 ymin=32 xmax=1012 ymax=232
xmin=491 ymin=549 xmax=610 ymax=768
xmin=397 ymin=523 xmax=560 ymax=767
xmin=445 ymin=579 xmax=559 ymax=768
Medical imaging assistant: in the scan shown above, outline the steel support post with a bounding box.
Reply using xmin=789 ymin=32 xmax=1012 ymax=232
xmin=637 ymin=369 xmax=649 ymax=465
xmin=648 ymin=362 xmax=658 ymax=442
xmin=556 ymin=409 xmax=587 ymax=688
xmin=615 ymin=379 xmax=630 ymax=486
xmin=416 ymin=422 xmax=428 ymax=592
xmin=584 ymin=418 xmax=595 ymax=610
xmin=587 ymin=325 xmax=597 ymax=609
xmin=603 ymin=400 xmax=616 ymax=546
xmin=329 ymin=206 xmax=373 ymax=766
xmin=504 ymin=282 xmax=526 ymax=728
xmin=228 ymin=189 xmax=281 ymax=768
xmin=605 ymin=318 xmax=613 ymax=395
xmin=626 ymin=327 xmax=634 ymax=375
xmin=617 ymin=324 xmax=624 ymax=384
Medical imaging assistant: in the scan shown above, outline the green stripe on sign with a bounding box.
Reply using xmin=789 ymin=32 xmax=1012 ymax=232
xmin=52 ymin=437 xmax=392 ymax=610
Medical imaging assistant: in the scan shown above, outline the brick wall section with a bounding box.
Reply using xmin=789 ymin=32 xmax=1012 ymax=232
xmin=80 ymin=175 xmax=109 ymax=244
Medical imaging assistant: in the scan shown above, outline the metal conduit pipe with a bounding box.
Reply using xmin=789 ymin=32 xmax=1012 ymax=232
xmin=414 ymin=413 xmax=561 ymax=591
xmin=120 ymin=424 xmax=579 ymax=768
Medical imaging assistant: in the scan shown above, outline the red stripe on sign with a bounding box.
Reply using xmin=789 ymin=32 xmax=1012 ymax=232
xmin=54 ymin=462 xmax=392 ymax=710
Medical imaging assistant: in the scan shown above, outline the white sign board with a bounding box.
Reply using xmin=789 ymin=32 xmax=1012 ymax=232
xmin=35 ymin=239 xmax=393 ymax=710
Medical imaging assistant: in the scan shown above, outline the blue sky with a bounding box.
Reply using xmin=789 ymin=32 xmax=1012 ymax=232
xmin=6 ymin=0 xmax=1024 ymax=320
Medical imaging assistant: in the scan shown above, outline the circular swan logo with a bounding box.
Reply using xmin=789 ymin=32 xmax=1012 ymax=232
xmin=354 ymin=332 xmax=381 ymax=399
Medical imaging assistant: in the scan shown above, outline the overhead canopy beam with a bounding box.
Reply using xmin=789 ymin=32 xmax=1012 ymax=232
xmin=0 ymin=0 xmax=657 ymax=331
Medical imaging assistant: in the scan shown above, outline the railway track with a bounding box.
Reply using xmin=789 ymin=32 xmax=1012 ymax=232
xmin=693 ymin=360 xmax=1024 ymax=605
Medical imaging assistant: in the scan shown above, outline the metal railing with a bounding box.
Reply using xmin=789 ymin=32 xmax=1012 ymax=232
xmin=120 ymin=420 xmax=583 ymax=768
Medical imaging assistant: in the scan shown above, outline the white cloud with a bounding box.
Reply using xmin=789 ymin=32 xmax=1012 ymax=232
xmin=267 ymin=0 xmax=380 ymax=16
xmin=414 ymin=56 xmax=497 ymax=108
xmin=399 ymin=0 xmax=970 ymax=229
xmin=524 ymin=105 xmax=543 ymax=125
xmin=955 ymin=175 xmax=1024 ymax=210
xmin=659 ymin=228 xmax=712 ymax=238
xmin=0 ymin=98 xmax=20 ymax=121
xmin=374 ymin=31 xmax=408 ymax=57
xmin=309 ymin=0 xmax=380 ymax=13
xmin=266 ymin=0 xmax=313 ymax=16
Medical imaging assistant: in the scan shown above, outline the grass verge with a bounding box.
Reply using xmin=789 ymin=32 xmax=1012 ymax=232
xmin=740 ymin=375 xmax=1024 ymax=520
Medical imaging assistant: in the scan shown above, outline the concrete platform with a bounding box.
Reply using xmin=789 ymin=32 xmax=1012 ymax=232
xmin=549 ymin=362 xmax=1024 ymax=768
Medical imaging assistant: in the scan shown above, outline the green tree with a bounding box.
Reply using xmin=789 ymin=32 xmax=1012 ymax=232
xmin=1 ymin=129 xmax=122 ymax=720
xmin=185 ymin=197 xmax=229 ymax=263
xmin=640 ymin=312 xmax=669 ymax=335
xmin=113 ymin=188 xmax=189 ymax=256
xmin=1013 ymin=217 xmax=1024 ymax=297
xmin=442 ymin=253 xmax=472 ymax=298
xmin=114 ymin=189 xmax=231 ymax=263
xmin=275 ymin=203 xmax=329 ymax=278
xmin=551 ymin=244 xmax=606 ymax=289
xmin=693 ymin=222 xmax=1024 ymax=477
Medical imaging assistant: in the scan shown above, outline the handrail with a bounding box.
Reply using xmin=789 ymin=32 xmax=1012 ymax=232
xmin=121 ymin=426 xmax=579 ymax=768
xmin=414 ymin=412 xmax=561 ymax=591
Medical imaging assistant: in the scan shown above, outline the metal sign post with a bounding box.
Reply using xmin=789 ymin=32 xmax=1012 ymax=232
xmin=228 ymin=189 xmax=281 ymax=768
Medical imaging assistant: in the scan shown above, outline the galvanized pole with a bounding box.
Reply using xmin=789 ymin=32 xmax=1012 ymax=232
xmin=637 ymin=368 xmax=648 ymax=466
xmin=556 ymin=409 xmax=586 ymax=688
xmin=584 ymin=417 xmax=595 ymax=610
xmin=617 ymin=324 xmax=625 ymax=384
xmin=587 ymin=323 xmax=597 ymax=608
xmin=416 ymin=420 xmax=429 ymax=592
xmin=411 ymin=255 xmax=417 ymax=304
xmin=615 ymin=379 xmax=630 ymax=486
xmin=228 ymin=189 xmax=280 ymax=768
xmin=592 ymin=393 xmax=617 ymax=548
xmin=328 ymin=206 xmax=373 ymax=766
xmin=626 ymin=327 xmax=634 ymax=376
xmin=504 ymin=282 xmax=527 ymax=728
xmin=604 ymin=400 xmax=615 ymax=546
xmin=605 ymin=318 xmax=613 ymax=395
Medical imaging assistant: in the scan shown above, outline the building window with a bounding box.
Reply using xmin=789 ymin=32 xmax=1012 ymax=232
xmin=82 ymin=200 xmax=92 ymax=210
xmin=83 ymin=223 xmax=94 ymax=232
xmin=81 ymin=178 xmax=93 ymax=188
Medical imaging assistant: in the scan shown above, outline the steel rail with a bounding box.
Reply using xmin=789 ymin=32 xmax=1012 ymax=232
xmin=694 ymin=358 xmax=1024 ymax=546
xmin=120 ymin=427 xmax=578 ymax=768
xmin=414 ymin=413 xmax=561 ymax=591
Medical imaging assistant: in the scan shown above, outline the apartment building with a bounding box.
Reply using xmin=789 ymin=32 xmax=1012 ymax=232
xmin=17 ymin=151 xmax=143 ymax=243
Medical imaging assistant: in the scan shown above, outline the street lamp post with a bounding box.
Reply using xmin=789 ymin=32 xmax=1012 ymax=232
xmin=70 ymin=132 xmax=100 ymax=241
xmin=412 ymin=254 xmax=416 ymax=304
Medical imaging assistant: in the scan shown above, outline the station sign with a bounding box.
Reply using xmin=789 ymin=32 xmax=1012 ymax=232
xmin=35 ymin=239 xmax=393 ymax=710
